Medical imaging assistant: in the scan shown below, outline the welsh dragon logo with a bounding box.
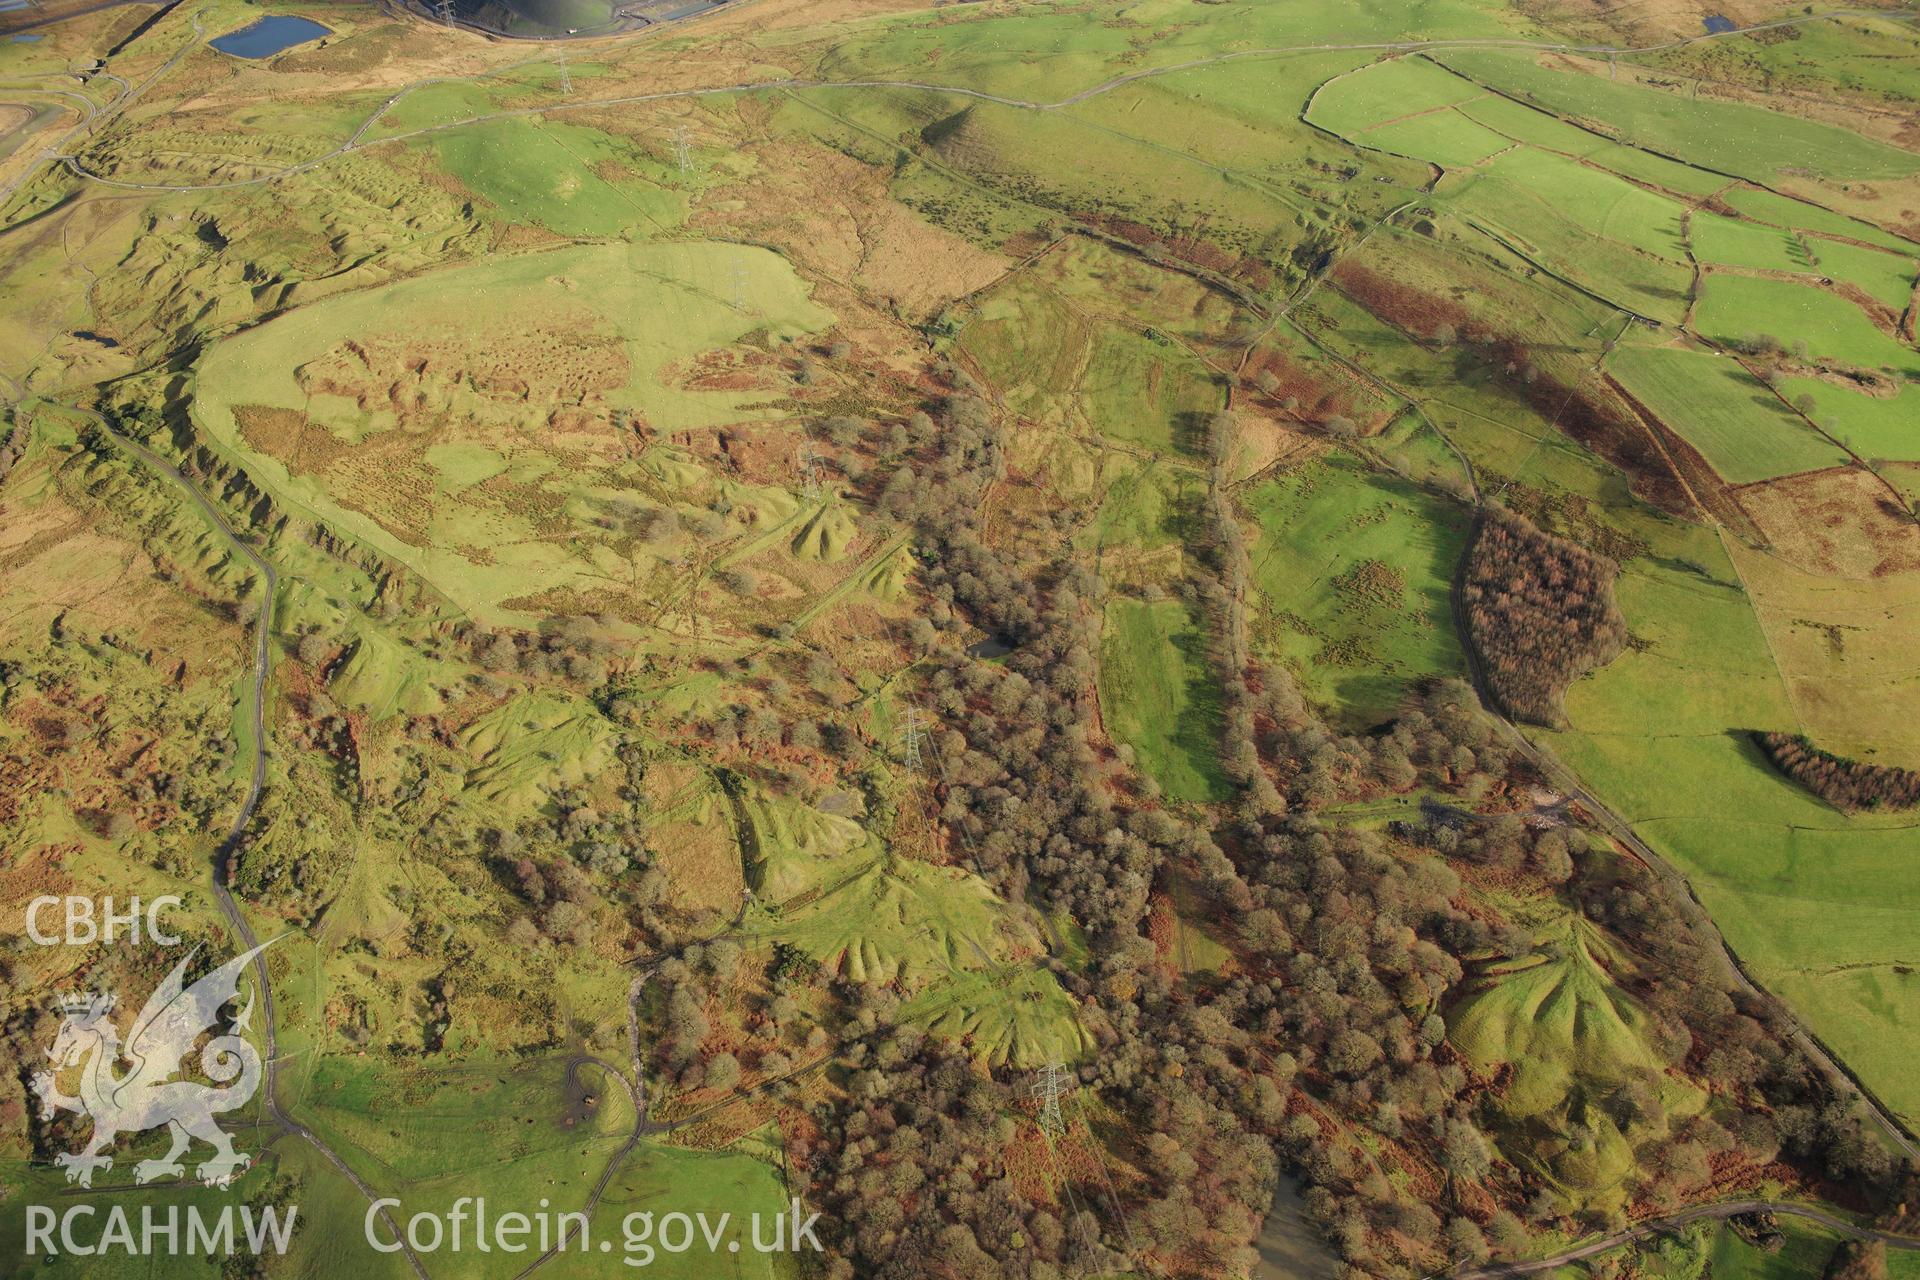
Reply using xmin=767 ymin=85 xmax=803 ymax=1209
xmin=31 ymin=941 xmax=273 ymax=1188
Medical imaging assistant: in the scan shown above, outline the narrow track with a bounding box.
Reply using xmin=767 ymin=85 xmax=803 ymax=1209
xmin=19 ymin=5 xmax=1920 ymax=1275
xmin=510 ymin=1054 xmax=645 ymax=1278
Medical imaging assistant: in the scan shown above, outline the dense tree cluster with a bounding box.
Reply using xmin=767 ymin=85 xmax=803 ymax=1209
xmin=859 ymin=387 xmax=1204 ymax=935
xmin=1461 ymin=510 xmax=1628 ymax=727
xmin=803 ymin=1021 xmax=1111 ymax=1280
xmin=457 ymin=616 xmax=620 ymax=684
xmin=501 ymin=850 xmax=600 ymax=948
xmin=788 ymin=389 xmax=1275 ymax=1272
xmin=1198 ymin=411 xmax=1281 ymax=814
xmin=1573 ymin=842 xmax=1897 ymax=1191
xmin=824 ymin=388 xmax=1471 ymax=1271
xmin=0 ymin=415 xmax=24 ymax=485
xmin=488 ymin=779 xmax=664 ymax=950
xmin=786 ymin=378 xmax=1907 ymax=1277
xmin=1755 ymin=732 xmax=1920 ymax=813
xmin=650 ymin=943 xmax=744 ymax=1090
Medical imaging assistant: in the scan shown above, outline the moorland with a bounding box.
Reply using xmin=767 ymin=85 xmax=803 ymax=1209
xmin=4 ymin=1 xmax=1920 ymax=1277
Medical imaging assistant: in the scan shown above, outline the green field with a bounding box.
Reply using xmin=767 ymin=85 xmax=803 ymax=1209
xmin=1310 ymin=58 xmax=1710 ymax=323
xmin=1080 ymin=327 xmax=1226 ymax=455
xmin=426 ymin=117 xmax=685 ymax=238
xmin=1086 ymin=460 xmax=1206 ymax=552
xmin=1434 ymin=49 xmax=1920 ymax=183
xmin=1726 ymin=186 xmax=1920 ymax=254
xmin=1456 ymin=92 xmax=1607 ymax=155
xmin=1896 ymin=465 xmax=1920 ymax=509
xmin=1695 ymin=274 xmax=1920 ymax=377
xmin=1477 ymin=149 xmax=1689 ymax=260
xmin=1361 ymin=110 xmax=1511 ymax=167
xmin=1817 ymin=237 xmax=1919 ymax=311
xmin=1098 ymin=596 xmax=1229 ymax=803
xmin=956 ymin=242 xmax=1229 ymax=456
xmin=1607 ymin=1217 xmax=1854 ymax=1280
xmin=1708 ymin=1218 xmax=1849 ymax=1280
xmin=811 ymin=0 xmax=1511 ymax=105
xmin=911 ymin=91 xmax=1306 ymax=267
xmin=298 ymin=1056 xmax=633 ymax=1190
xmin=1778 ymin=376 xmax=1920 ymax=463
xmin=1058 ymin=47 xmax=1399 ymax=199
xmin=1692 ymin=213 xmax=1916 ymax=311
xmin=1586 ymin=141 xmax=1733 ymax=199
xmin=1307 ymin=56 xmax=1486 ymax=134
xmin=1445 ymin=148 xmax=1693 ymax=322
xmin=1607 ymin=344 xmax=1849 ymax=482
xmin=1692 ymin=211 xmax=1818 ymax=275
xmin=1243 ymin=457 xmax=1469 ymax=723
xmin=0 ymin=1140 xmax=416 ymax=1279
xmin=1304 ymin=55 xmax=1508 ymax=171
xmin=1547 ymin=539 xmax=1920 ymax=1127
xmin=560 ymin=1140 xmax=802 ymax=1280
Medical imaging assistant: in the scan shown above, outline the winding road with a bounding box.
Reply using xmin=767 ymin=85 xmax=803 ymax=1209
xmin=508 ymin=1053 xmax=646 ymax=1279
xmin=0 ymin=7 xmax=204 ymax=208
xmin=77 ymin=409 xmax=432 ymax=1280
xmin=38 ymin=416 xmax=675 ymax=1272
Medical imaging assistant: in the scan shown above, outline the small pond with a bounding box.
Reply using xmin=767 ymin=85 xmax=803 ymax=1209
xmin=965 ymin=633 xmax=1016 ymax=660
xmin=1702 ymin=15 xmax=1736 ymax=34
xmin=208 ymin=15 xmax=331 ymax=58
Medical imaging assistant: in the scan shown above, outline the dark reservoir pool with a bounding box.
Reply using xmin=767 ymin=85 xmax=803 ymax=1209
xmin=208 ymin=15 xmax=331 ymax=58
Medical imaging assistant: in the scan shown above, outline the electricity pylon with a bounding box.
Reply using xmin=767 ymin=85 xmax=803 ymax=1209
xmin=900 ymin=705 xmax=923 ymax=771
xmin=1032 ymin=1062 xmax=1070 ymax=1136
xmin=796 ymin=441 xmax=823 ymax=502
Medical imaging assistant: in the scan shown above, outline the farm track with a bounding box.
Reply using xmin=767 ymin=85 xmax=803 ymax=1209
xmin=23 ymin=8 xmax=1919 ymax=199
xmin=510 ymin=1053 xmax=645 ymax=1278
